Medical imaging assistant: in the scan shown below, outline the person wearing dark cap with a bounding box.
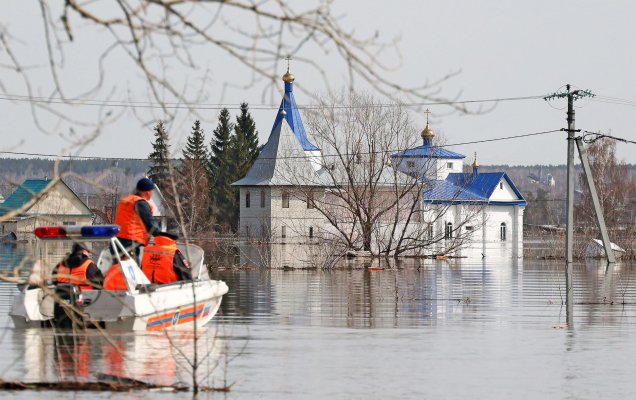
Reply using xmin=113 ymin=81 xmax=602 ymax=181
xmin=114 ymin=177 xmax=161 ymax=261
xmin=141 ymin=232 xmax=191 ymax=284
xmin=52 ymin=242 xmax=104 ymax=290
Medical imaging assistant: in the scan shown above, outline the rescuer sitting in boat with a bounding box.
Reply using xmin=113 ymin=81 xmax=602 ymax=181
xmin=114 ymin=177 xmax=160 ymax=262
xmin=103 ymin=255 xmax=129 ymax=291
xmin=141 ymin=232 xmax=191 ymax=284
xmin=52 ymin=242 xmax=104 ymax=290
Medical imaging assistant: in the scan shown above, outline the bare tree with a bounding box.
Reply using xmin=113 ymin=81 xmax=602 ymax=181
xmin=277 ymin=92 xmax=484 ymax=257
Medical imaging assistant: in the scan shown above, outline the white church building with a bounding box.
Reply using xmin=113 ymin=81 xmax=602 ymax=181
xmin=233 ymin=68 xmax=526 ymax=259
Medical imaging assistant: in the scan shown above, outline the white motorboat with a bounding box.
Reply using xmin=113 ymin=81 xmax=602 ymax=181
xmin=10 ymin=225 xmax=229 ymax=331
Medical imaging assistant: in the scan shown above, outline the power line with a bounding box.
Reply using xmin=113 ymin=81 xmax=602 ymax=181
xmin=582 ymin=131 xmax=636 ymax=145
xmin=0 ymin=128 xmax=562 ymax=161
xmin=0 ymin=93 xmax=547 ymax=110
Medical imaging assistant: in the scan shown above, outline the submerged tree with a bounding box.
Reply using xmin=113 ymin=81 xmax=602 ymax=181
xmin=278 ymin=92 xmax=485 ymax=256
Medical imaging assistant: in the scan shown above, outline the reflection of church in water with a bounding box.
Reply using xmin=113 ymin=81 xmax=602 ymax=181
xmin=233 ymin=67 xmax=526 ymax=266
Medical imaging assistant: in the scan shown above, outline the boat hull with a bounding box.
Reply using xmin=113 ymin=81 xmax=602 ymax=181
xmin=10 ymin=280 xmax=228 ymax=331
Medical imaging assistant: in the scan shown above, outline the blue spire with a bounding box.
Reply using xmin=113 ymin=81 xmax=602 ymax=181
xmin=270 ymin=67 xmax=319 ymax=152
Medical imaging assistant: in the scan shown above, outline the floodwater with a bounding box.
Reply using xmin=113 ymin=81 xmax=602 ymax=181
xmin=0 ymin=245 xmax=635 ymax=399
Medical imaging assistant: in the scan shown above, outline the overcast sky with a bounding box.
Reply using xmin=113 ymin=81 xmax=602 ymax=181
xmin=1 ymin=1 xmax=635 ymax=165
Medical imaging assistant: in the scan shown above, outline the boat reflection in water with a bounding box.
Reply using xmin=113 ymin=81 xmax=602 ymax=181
xmin=17 ymin=327 xmax=227 ymax=387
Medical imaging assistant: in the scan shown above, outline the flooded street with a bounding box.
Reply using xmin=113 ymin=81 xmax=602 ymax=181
xmin=0 ymin=257 xmax=635 ymax=399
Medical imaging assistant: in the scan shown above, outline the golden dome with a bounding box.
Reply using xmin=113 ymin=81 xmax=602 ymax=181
xmin=282 ymin=69 xmax=295 ymax=83
xmin=421 ymin=123 xmax=435 ymax=140
xmin=421 ymin=109 xmax=434 ymax=140
xmin=472 ymin=152 xmax=479 ymax=168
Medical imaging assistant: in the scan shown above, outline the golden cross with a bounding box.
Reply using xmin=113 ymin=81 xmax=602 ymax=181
xmin=285 ymin=55 xmax=292 ymax=71
xmin=424 ymin=108 xmax=431 ymax=124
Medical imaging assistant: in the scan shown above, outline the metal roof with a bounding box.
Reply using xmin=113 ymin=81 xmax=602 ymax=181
xmin=270 ymin=82 xmax=319 ymax=152
xmin=232 ymin=118 xmax=326 ymax=187
xmin=0 ymin=179 xmax=51 ymax=216
xmin=423 ymin=172 xmax=527 ymax=205
xmin=392 ymin=144 xmax=466 ymax=160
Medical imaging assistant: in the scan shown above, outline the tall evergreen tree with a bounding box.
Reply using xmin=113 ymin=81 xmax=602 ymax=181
xmin=178 ymin=120 xmax=211 ymax=234
xmin=148 ymin=120 xmax=171 ymax=191
xmin=183 ymin=120 xmax=208 ymax=161
xmin=225 ymin=102 xmax=260 ymax=231
xmin=209 ymin=109 xmax=234 ymax=231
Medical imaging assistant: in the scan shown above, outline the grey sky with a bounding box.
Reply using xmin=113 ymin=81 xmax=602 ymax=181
xmin=1 ymin=1 xmax=635 ymax=165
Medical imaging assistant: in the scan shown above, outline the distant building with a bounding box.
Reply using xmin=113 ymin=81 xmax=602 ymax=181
xmin=234 ymin=68 xmax=526 ymax=259
xmin=528 ymin=166 xmax=555 ymax=188
xmin=0 ymin=178 xmax=94 ymax=240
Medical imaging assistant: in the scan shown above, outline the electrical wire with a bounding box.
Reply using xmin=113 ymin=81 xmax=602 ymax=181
xmin=0 ymin=129 xmax=563 ymax=161
xmin=581 ymin=131 xmax=636 ymax=145
xmin=0 ymin=93 xmax=548 ymax=110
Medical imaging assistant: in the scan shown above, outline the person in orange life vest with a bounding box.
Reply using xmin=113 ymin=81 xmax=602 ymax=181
xmin=52 ymin=242 xmax=104 ymax=290
xmin=103 ymin=255 xmax=130 ymax=291
xmin=114 ymin=177 xmax=160 ymax=261
xmin=141 ymin=232 xmax=191 ymax=284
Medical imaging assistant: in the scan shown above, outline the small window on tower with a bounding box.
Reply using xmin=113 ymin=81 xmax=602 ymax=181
xmin=260 ymin=190 xmax=265 ymax=208
xmin=500 ymin=182 xmax=504 ymax=190
xmin=309 ymin=226 xmax=314 ymax=239
xmin=245 ymin=191 xmax=251 ymax=208
xmin=282 ymin=191 xmax=290 ymax=208
xmin=307 ymin=191 xmax=314 ymax=209
xmin=407 ymin=161 xmax=415 ymax=168
xmin=447 ymin=162 xmax=453 ymax=169
xmin=281 ymin=225 xmax=287 ymax=239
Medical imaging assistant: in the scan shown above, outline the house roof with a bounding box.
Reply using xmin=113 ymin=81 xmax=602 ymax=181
xmin=232 ymin=117 xmax=326 ymax=187
xmin=0 ymin=178 xmax=94 ymax=217
xmin=270 ymin=81 xmax=319 ymax=151
xmin=0 ymin=179 xmax=52 ymax=216
xmin=423 ymin=172 xmax=527 ymax=205
xmin=392 ymin=144 xmax=466 ymax=160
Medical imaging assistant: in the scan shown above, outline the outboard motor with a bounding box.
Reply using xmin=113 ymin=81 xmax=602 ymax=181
xmin=53 ymin=284 xmax=84 ymax=329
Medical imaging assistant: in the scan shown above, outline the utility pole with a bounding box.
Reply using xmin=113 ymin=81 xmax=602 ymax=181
xmin=544 ymin=85 xmax=615 ymax=324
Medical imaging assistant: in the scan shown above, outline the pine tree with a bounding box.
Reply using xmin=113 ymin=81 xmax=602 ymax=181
xmin=225 ymin=102 xmax=260 ymax=231
xmin=183 ymin=120 xmax=208 ymax=161
xmin=178 ymin=120 xmax=211 ymax=234
xmin=209 ymin=109 xmax=234 ymax=231
xmin=148 ymin=120 xmax=171 ymax=191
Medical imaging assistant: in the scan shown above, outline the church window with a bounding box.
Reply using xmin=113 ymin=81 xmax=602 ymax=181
xmin=307 ymin=191 xmax=314 ymax=209
xmin=281 ymin=225 xmax=287 ymax=238
xmin=500 ymin=182 xmax=504 ymax=190
xmin=445 ymin=222 xmax=453 ymax=239
xmin=245 ymin=225 xmax=250 ymax=237
xmin=245 ymin=191 xmax=251 ymax=208
xmin=427 ymin=224 xmax=433 ymax=240
xmin=260 ymin=190 xmax=265 ymax=208
xmin=282 ymin=191 xmax=290 ymax=208
xmin=407 ymin=161 xmax=415 ymax=168
xmin=261 ymin=224 xmax=268 ymax=239
xmin=447 ymin=162 xmax=453 ymax=169
xmin=309 ymin=226 xmax=314 ymax=239
xmin=500 ymin=223 xmax=507 ymax=241
xmin=465 ymin=226 xmax=473 ymax=231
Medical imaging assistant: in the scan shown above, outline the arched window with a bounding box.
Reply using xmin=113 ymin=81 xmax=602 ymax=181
xmin=445 ymin=222 xmax=453 ymax=239
xmin=500 ymin=222 xmax=507 ymax=241
xmin=260 ymin=190 xmax=265 ymax=208
xmin=245 ymin=191 xmax=251 ymax=208
xmin=282 ymin=190 xmax=290 ymax=208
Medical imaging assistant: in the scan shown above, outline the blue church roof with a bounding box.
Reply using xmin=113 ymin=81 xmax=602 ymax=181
xmin=270 ymin=81 xmax=319 ymax=152
xmin=0 ymin=179 xmax=51 ymax=216
xmin=423 ymin=172 xmax=527 ymax=205
xmin=392 ymin=145 xmax=465 ymax=160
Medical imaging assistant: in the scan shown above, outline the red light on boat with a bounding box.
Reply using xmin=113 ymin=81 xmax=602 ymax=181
xmin=34 ymin=226 xmax=67 ymax=239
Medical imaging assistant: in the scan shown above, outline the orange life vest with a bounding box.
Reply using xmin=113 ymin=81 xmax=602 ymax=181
xmin=57 ymin=259 xmax=94 ymax=291
xmin=141 ymin=236 xmax=180 ymax=284
xmin=114 ymin=194 xmax=155 ymax=245
xmin=104 ymin=263 xmax=128 ymax=291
